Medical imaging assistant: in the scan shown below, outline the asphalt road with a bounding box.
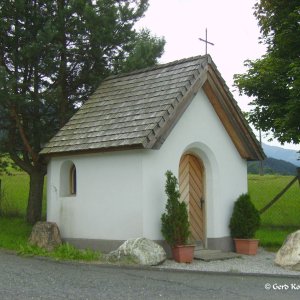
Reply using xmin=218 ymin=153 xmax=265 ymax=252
xmin=1 ymin=251 xmax=300 ymax=300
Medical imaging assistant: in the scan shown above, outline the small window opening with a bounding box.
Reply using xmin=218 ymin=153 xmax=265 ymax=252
xmin=70 ymin=164 xmax=77 ymax=195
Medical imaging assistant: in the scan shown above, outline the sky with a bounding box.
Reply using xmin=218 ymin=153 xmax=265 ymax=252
xmin=135 ymin=0 xmax=298 ymax=151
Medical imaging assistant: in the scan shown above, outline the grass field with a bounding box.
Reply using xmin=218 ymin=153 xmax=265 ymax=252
xmin=248 ymin=174 xmax=300 ymax=250
xmin=0 ymin=217 xmax=32 ymax=250
xmin=249 ymin=174 xmax=300 ymax=227
xmin=0 ymin=172 xmax=47 ymax=217
xmin=0 ymin=172 xmax=299 ymax=251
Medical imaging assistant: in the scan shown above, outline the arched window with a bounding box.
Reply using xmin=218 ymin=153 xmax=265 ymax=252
xmin=60 ymin=161 xmax=77 ymax=197
xmin=70 ymin=164 xmax=77 ymax=195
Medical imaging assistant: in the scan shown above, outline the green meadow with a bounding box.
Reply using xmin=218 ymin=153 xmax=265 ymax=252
xmin=249 ymin=174 xmax=300 ymax=228
xmin=0 ymin=172 xmax=299 ymax=252
xmin=249 ymin=174 xmax=300 ymax=250
xmin=0 ymin=172 xmax=47 ymax=218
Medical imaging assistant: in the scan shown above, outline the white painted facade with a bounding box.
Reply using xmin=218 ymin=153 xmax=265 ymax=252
xmin=47 ymin=89 xmax=248 ymax=249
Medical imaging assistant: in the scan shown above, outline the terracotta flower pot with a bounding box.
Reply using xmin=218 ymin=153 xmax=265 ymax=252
xmin=234 ymin=238 xmax=259 ymax=255
xmin=172 ymin=245 xmax=195 ymax=263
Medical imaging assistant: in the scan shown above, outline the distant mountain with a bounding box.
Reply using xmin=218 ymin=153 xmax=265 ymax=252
xmin=248 ymin=143 xmax=299 ymax=175
xmin=248 ymin=157 xmax=298 ymax=175
xmin=262 ymin=143 xmax=300 ymax=167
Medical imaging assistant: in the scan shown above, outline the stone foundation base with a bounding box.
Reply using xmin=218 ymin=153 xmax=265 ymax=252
xmin=63 ymin=236 xmax=233 ymax=254
xmin=63 ymin=238 xmax=124 ymax=253
xmin=207 ymin=237 xmax=234 ymax=252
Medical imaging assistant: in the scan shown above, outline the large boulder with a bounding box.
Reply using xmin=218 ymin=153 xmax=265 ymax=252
xmin=275 ymin=230 xmax=300 ymax=270
xmin=107 ymin=237 xmax=166 ymax=266
xmin=28 ymin=221 xmax=62 ymax=251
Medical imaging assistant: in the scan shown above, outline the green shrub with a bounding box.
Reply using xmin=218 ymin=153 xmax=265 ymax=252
xmin=229 ymin=193 xmax=260 ymax=239
xmin=161 ymin=170 xmax=190 ymax=247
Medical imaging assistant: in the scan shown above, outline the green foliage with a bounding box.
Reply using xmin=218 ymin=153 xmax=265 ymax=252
xmin=0 ymin=154 xmax=19 ymax=175
xmin=117 ymin=29 xmax=166 ymax=73
xmin=249 ymin=174 xmax=300 ymax=227
xmin=255 ymin=227 xmax=297 ymax=250
xmin=0 ymin=217 xmax=100 ymax=261
xmin=247 ymin=157 xmax=298 ymax=176
xmin=234 ymin=1 xmax=300 ymax=144
xmin=0 ymin=0 xmax=164 ymax=224
xmin=0 ymin=217 xmax=32 ymax=250
xmin=0 ymin=158 xmax=9 ymax=176
xmin=18 ymin=243 xmax=101 ymax=261
xmin=0 ymin=0 xmax=163 ymax=160
xmin=106 ymin=253 xmax=139 ymax=265
xmin=161 ymin=171 xmax=190 ymax=247
xmin=18 ymin=244 xmax=49 ymax=257
xmin=0 ymin=172 xmax=46 ymax=218
xmin=229 ymin=194 xmax=261 ymax=239
xmin=54 ymin=243 xmax=101 ymax=261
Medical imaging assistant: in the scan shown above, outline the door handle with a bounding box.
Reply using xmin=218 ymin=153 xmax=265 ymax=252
xmin=200 ymin=197 xmax=205 ymax=209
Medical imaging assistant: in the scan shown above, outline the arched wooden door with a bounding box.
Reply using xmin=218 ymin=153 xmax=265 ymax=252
xmin=179 ymin=154 xmax=205 ymax=246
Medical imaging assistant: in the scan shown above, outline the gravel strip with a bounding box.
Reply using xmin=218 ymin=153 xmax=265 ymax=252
xmin=156 ymin=248 xmax=300 ymax=276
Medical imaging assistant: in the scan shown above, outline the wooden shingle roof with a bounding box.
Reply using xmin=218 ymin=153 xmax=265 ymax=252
xmin=40 ymin=55 xmax=265 ymax=161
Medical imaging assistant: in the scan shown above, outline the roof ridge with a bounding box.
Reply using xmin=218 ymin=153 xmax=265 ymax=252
xmin=106 ymin=54 xmax=208 ymax=81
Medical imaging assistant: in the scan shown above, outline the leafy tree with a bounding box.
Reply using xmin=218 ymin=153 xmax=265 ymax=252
xmin=234 ymin=0 xmax=300 ymax=145
xmin=0 ymin=156 xmax=9 ymax=176
xmin=116 ymin=28 xmax=165 ymax=73
xmin=0 ymin=0 xmax=165 ymax=224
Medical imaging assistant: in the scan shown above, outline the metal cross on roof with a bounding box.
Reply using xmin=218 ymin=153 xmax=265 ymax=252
xmin=199 ymin=28 xmax=214 ymax=55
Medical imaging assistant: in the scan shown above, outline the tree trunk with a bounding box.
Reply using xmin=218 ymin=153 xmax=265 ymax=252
xmin=26 ymin=169 xmax=45 ymax=225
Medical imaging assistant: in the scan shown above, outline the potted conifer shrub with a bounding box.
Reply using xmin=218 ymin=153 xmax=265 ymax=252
xmin=229 ymin=193 xmax=261 ymax=255
xmin=161 ymin=170 xmax=195 ymax=263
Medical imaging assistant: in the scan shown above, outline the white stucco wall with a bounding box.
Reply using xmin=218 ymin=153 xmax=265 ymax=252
xmin=47 ymin=151 xmax=143 ymax=240
xmin=47 ymin=88 xmax=248 ymax=245
xmin=141 ymin=89 xmax=248 ymax=242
